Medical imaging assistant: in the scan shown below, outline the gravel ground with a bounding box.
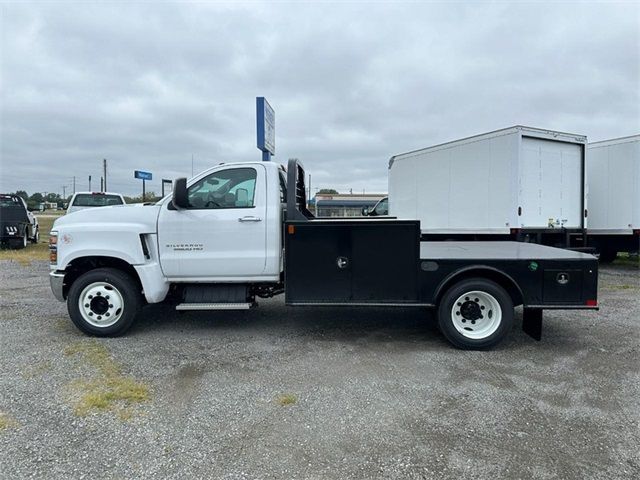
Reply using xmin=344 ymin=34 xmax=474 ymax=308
xmin=0 ymin=260 xmax=638 ymax=479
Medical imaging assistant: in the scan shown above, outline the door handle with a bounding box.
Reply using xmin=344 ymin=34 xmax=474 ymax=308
xmin=238 ymin=216 xmax=262 ymax=222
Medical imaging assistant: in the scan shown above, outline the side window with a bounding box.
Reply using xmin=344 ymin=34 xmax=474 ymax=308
xmin=187 ymin=168 xmax=257 ymax=209
xmin=375 ymin=198 xmax=388 ymax=215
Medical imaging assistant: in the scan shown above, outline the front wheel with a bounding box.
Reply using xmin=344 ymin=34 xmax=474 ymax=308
xmin=437 ymin=278 xmax=514 ymax=349
xmin=67 ymin=268 xmax=142 ymax=336
xmin=31 ymin=227 xmax=39 ymax=244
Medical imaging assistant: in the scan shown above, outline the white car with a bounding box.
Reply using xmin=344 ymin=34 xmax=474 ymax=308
xmin=67 ymin=192 xmax=126 ymax=214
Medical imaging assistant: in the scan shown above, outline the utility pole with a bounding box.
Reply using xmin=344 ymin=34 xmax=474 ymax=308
xmin=191 ymin=154 xmax=194 ymax=177
xmin=88 ymin=175 xmax=92 ymax=191
xmin=73 ymin=176 xmax=76 ymax=194
xmin=308 ymin=174 xmax=311 ymax=204
xmin=103 ymin=159 xmax=107 ymax=192
xmin=100 ymin=177 xmax=104 ymax=192
xmin=62 ymin=186 xmax=66 ymax=199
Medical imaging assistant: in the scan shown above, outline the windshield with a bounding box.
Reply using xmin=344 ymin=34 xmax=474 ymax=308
xmin=72 ymin=194 xmax=124 ymax=207
xmin=0 ymin=196 xmax=21 ymax=207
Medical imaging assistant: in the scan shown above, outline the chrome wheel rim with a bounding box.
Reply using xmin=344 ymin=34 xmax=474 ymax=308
xmin=451 ymin=290 xmax=502 ymax=339
xmin=78 ymin=282 xmax=124 ymax=327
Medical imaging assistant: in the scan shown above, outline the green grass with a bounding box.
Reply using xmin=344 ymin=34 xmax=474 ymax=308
xmin=0 ymin=412 xmax=17 ymax=431
xmin=64 ymin=340 xmax=151 ymax=417
xmin=613 ymin=252 xmax=639 ymax=269
xmin=276 ymin=393 xmax=298 ymax=406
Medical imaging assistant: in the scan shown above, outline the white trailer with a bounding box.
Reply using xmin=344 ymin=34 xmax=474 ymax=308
xmin=388 ymin=126 xmax=588 ymax=248
xmin=586 ymin=135 xmax=640 ymax=262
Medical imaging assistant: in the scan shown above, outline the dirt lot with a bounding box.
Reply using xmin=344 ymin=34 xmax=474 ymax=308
xmin=0 ymin=259 xmax=638 ymax=479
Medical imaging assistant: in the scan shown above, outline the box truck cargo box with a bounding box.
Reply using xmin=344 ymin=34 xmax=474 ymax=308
xmin=388 ymin=126 xmax=588 ymax=247
xmin=586 ymin=134 xmax=640 ymax=261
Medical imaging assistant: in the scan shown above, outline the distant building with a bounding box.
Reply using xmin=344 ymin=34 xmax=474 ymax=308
xmin=38 ymin=202 xmax=58 ymax=211
xmin=313 ymin=193 xmax=387 ymax=217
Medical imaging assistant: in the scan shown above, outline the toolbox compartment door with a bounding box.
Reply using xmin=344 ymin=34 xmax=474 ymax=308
xmin=542 ymin=269 xmax=584 ymax=303
xmin=285 ymin=220 xmax=419 ymax=304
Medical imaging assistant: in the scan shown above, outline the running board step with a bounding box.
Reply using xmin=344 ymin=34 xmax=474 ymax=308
xmin=176 ymin=302 xmax=253 ymax=311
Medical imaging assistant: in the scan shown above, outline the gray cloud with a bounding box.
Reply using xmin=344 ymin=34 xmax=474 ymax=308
xmin=1 ymin=1 xmax=638 ymax=196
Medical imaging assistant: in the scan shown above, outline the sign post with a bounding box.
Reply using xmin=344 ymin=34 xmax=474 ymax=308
xmin=256 ymin=97 xmax=275 ymax=161
xmin=161 ymin=179 xmax=172 ymax=197
xmin=134 ymin=170 xmax=153 ymax=202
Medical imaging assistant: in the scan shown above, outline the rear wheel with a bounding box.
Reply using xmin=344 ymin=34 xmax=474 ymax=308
xmin=10 ymin=234 xmax=27 ymax=250
xmin=438 ymin=278 xmax=514 ymax=349
xmin=31 ymin=227 xmax=39 ymax=244
xmin=598 ymin=248 xmax=618 ymax=264
xmin=67 ymin=268 xmax=142 ymax=336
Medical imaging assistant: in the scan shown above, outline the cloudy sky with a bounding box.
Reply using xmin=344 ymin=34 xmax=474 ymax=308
xmin=1 ymin=1 xmax=638 ymax=197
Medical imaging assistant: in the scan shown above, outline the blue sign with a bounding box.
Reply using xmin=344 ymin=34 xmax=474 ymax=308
xmin=134 ymin=170 xmax=152 ymax=180
xmin=256 ymin=97 xmax=275 ymax=161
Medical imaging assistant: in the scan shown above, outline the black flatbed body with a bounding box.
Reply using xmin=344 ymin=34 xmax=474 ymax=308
xmin=284 ymin=219 xmax=598 ymax=308
xmin=284 ymin=159 xmax=598 ymax=312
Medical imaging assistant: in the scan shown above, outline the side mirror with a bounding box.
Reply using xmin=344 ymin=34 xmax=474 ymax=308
xmin=361 ymin=206 xmax=369 ymax=216
xmin=172 ymin=178 xmax=189 ymax=209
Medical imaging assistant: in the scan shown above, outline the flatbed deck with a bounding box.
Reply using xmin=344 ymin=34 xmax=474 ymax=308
xmin=421 ymin=241 xmax=596 ymax=260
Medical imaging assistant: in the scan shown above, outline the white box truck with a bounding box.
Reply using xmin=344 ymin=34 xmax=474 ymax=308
xmin=388 ymin=126 xmax=588 ymax=248
xmin=586 ymin=135 xmax=640 ymax=262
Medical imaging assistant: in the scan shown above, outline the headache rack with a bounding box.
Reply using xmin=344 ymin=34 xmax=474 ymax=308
xmin=286 ymin=158 xmax=315 ymax=221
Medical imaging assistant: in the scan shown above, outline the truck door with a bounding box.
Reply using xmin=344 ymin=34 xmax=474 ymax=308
xmin=157 ymin=165 xmax=267 ymax=279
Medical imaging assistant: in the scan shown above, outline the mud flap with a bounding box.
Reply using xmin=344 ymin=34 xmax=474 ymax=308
xmin=523 ymin=308 xmax=543 ymax=341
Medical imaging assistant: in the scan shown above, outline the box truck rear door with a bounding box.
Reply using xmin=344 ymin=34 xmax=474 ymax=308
xmin=520 ymin=137 xmax=582 ymax=229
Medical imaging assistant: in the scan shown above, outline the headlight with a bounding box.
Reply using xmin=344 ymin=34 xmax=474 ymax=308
xmin=49 ymin=231 xmax=58 ymax=264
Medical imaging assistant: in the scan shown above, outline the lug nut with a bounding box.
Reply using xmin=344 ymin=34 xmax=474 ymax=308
xmin=481 ymin=306 xmax=485 ymax=310
xmin=96 ymin=292 xmax=101 ymax=296
xmin=88 ymin=295 xmax=93 ymax=299
xmin=109 ymin=304 xmax=113 ymax=308
xmin=105 ymin=313 xmax=110 ymax=317
xmin=85 ymin=304 xmax=89 ymax=308
xmin=88 ymin=312 xmax=93 ymax=316
xmin=97 ymin=316 xmax=102 ymax=320
xmin=105 ymin=295 xmax=110 ymax=300
xmin=455 ymin=311 xmax=460 ymax=316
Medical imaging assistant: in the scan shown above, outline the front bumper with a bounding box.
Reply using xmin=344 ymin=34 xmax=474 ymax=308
xmin=49 ymin=271 xmax=66 ymax=302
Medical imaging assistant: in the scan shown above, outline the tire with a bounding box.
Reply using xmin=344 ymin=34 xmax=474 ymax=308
xmin=10 ymin=234 xmax=27 ymax=250
xmin=31 ymin=227 xmax=39 ymax=244
xmin=67 ymin=268 xmax=142 ymax=336
xmin=598 ymin=248 xmax=618 ymax=264
xmin=437 ymin=278 xmax=514 ymax=349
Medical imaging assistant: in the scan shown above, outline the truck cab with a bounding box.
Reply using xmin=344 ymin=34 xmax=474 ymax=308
xmin=49 ymin=159 xmax=598 ymax=349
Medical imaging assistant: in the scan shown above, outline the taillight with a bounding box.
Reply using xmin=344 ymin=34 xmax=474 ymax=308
xmin=586 ymin=299 xmax=597 ymax=307
xmin=49 ymin=231 xmax=58 ymax=264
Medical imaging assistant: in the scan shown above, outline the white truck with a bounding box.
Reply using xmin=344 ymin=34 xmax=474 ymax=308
xmin=49 ymin=159 xmax=599 ymax=349
xmin=67 ymin=192 xmax=126 ymax=214
xmin=388 ymin=126 xmax=588 ymax=249
xmin=586 ymin=135 xmax=640 ymax=262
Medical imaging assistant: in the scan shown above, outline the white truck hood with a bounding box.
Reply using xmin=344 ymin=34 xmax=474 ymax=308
xmin=54 ymin=204 xmax=161 ymax=233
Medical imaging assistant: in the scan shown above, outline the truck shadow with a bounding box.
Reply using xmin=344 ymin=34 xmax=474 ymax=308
xmin=134 ymin=299 xmax=447 ymax=346
xmin=131 ymin=300 xmax=590 ymax=353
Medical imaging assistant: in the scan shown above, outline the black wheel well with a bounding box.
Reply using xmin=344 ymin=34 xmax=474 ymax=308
xmin=435 ymin=268 xmax=524 ymax=307
xmin=63 ymin=256 xmax=143 ymax=299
